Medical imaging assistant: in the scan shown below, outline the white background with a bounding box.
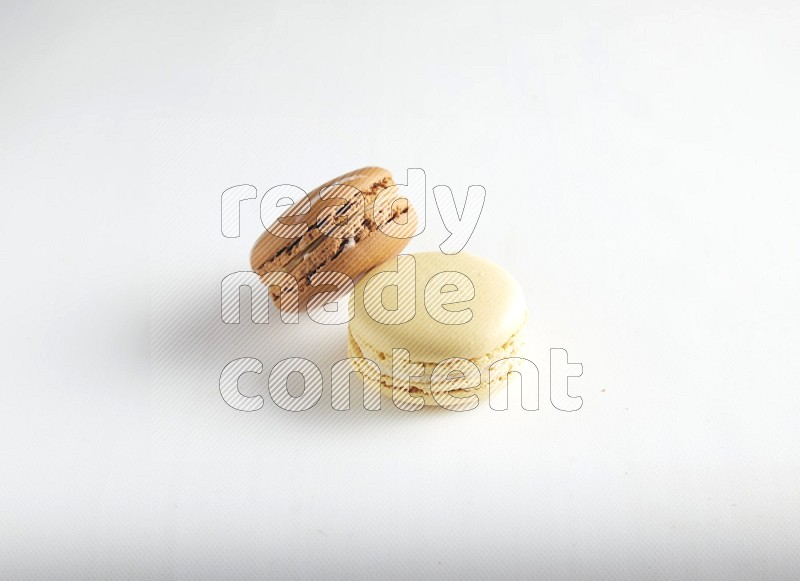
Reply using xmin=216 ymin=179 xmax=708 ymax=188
xmin=2 ymin=0 xmax=799 ymax=579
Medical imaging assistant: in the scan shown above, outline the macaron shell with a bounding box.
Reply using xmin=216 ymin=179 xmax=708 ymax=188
xmin=350 ymin=252 xmax=527 ymax=362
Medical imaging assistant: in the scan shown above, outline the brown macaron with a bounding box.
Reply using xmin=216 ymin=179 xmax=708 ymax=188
xmin=250 ymin=167 xmax=417 ymax=311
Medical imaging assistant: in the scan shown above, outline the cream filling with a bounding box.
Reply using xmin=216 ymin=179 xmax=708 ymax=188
xmin=347 ymin=319 xmax=527 ymax=394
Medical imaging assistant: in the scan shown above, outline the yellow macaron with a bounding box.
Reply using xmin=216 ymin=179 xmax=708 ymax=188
xmin=347 ymin=251 xmax=528 ymax=409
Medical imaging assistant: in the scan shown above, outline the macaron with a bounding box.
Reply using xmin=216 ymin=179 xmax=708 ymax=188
xmin=347 ymin=252 xmax=528 ymax=409
xmin=251 ymin=167 xmax=418 ymax=311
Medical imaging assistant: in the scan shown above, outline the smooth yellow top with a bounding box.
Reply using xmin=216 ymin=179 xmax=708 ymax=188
xmin=350 ymin=252 xmax=527 ymax=361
